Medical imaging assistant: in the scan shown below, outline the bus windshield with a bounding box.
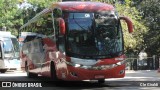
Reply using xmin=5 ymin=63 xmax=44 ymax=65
xmin=3 ymin=38 xmax=14 ymax=59
xmin=66 ymin=12 xmax=123 ymax=59
xmin=3 ymin=38 xmax=19 ymax=59
xmin=11 ymin=38 xmax=20 ymax=58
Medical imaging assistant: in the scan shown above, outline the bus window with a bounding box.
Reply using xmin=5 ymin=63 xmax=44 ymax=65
xmin=11 ymin=38 xmax=20 ymax=59
xmin=58 ymin=35 xmax=65 ymax=53
xmin=3 ymin=39 xmax=14 ymax=59
xmin=32 ymin=39 xmax=42 ymax=53
xmin=22 ymin=43 xmax=29 ymax=55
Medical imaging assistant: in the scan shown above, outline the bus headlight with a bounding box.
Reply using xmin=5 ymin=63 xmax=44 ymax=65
xmin=74 ymin=64 xmax=81 ymax=67
xmin=116 ymin=60 xmax=126 ymax=65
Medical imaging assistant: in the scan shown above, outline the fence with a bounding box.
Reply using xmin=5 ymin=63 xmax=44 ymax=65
xmin=125 ymin=55 xmax=160 ymax=70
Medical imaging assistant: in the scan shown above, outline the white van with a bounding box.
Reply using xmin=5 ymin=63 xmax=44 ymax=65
xmin=0 ymin=31 xmax=20 ymax=73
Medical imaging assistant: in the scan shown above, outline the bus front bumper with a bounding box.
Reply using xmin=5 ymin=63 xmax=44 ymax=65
xmin=59 ymin=64 xmax=125 ymax=81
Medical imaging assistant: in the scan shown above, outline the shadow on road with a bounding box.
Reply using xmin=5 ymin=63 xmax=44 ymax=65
xmin=29 ymin=76 xmax=116 ymax=89
xmin=2 ymin=70 xmax=159 ymax=89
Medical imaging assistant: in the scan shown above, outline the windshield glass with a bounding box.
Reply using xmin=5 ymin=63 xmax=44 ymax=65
xmin=11 ymin=38 xmax=20 ymax=58
xmin=3 ymin=38 xmax=14 ymax=59
xmin=66 ymin=12 xmax=123 ymax=59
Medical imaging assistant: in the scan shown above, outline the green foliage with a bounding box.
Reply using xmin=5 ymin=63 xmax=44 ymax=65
xmin=0 ymin=0 xmax=56 ymax=36
xmin=115 ymin=0 xmax=148 ymax=54
xmin=20 ymin=0 xmax=56 ymax=23
xmin=0 ymin=0 xmax=23 ymax=35
xmin=28 ymin=0 xmax=57 ymax=8
xmin=138 ymin=0 xmax=160 ymax=55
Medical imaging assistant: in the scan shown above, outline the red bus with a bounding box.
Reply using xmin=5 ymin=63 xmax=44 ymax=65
xmin=20 ymin=1 xmax=133 ymax=83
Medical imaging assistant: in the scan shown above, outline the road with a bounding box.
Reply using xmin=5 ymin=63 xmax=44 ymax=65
xmin=0 ymin=70 xmax=160 ymax=90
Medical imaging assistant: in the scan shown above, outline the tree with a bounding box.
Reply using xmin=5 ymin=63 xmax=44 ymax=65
xmin=138 ymin=0 xmax=160 ymax=56
xmin=115 ymin=0 xmax=148 ymax=55
xmin=0 ymin=0 xmax=57 ymax=36
xmin=0 ymin=0 xmax=23 ymax=35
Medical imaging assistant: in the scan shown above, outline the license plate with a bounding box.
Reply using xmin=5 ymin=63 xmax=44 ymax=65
xmin=95 ymin=75 xmax=105 ymax=79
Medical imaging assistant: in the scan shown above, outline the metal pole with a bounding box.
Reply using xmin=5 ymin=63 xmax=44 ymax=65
xmin=153 ymin=55 xmax=156 ymax=70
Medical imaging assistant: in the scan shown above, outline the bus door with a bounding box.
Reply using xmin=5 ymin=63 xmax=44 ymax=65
xmin=29 ymin=38 xmax=45 ymax=72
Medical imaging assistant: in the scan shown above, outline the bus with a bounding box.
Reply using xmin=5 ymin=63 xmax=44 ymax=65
xmin=20 ymin=1 xmax=133 ymax=83
xmin=0 ymin=31 xmax=20 ymax=73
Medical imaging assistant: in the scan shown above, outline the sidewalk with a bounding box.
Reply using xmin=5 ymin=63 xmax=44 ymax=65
xmin=106 ymin=70 xmax=160 ymax=81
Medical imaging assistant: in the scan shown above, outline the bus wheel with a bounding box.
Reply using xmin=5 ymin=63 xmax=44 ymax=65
xmin=50 ymin=62 xmax=59 ymax=81
xmin=25 ymin=62 xmax=37 ymax=78
xmin=98 ymin=79 xmax=105 ymax=84
xmin=0 ymin=69 xmax=7 ymax=73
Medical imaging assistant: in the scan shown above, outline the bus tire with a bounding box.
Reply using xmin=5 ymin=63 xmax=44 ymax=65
xmin=50 ymin=61 xmax=59 ymax=81
xmin=98 ymin=79 xmax=105 ymax=84
xmin=0 ymin=69 xmax=7 ymax=73
xmin=25 ymin=61 xmax=28 ymax=72
xmin=28 ymin=72 xmax=38 ymax=78
xmin=25 ymin=62 xmax=37 ymax=78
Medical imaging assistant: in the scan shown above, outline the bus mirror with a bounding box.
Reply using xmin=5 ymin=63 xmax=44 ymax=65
xmin=120 ymin=16 xmax=133 ymax=33
xmin=59 ymin=18 xmax=65 ymax=35
xmin=53 ymin=8 xmax=62 ymax=18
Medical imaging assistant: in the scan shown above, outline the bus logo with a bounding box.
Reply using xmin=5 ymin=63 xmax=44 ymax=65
xmin=2 ymin=82 xmax=11 ymax=87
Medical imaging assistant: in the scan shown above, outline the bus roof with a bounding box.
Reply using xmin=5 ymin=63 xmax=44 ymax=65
xmin=20 ymin=1 xmax=114 ymax=30
xmin=51 ymin=1 xmax=114 ymax=12
xmin=0 ymin=31 xmax=16 ymax=38
xmin=21 ymin=32 xmax=39 ymax=36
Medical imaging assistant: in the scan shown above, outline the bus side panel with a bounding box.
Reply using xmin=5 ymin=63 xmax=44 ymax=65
xmin=40 ymin=38 xmax=69 ymax=80
xmin=40 ymin=38 xmax=58 ymax=77
xmin=21 ymin=41 xmax=39 ymax=73
xmin=20 ymin=42 xmax=28 ymax=71
xmin=62 ymin=64 xmax=125 ymax=81
xmin=54 ymin=53 xmax=69 ymax=80
xmin=53 ymin=57 xmax=126 ymax=81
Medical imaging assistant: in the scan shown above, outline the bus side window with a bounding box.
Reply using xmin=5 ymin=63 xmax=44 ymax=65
xmin=54 ymin=18 xmax=66 ymax=53
xmin=58 ymin=35 xmax=65 ymax=53
xmin=22 ymin=43 xmax=29 ymax=55
xmin=32 ymin=39 xmax=43 ymax=53
xmin=40 ymin=39 xmax=44 ymax=52
xmin=54 ymin=19 xmax=59 ymax=50
xmin=57 ymin=19 xmax=65 ymax=52
xmin=33 ymin=40 xmax=40 ymax=53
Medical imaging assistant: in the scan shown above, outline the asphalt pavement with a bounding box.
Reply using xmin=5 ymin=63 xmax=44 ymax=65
xmin=0 ymin=70 xmax=160 ymax=90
